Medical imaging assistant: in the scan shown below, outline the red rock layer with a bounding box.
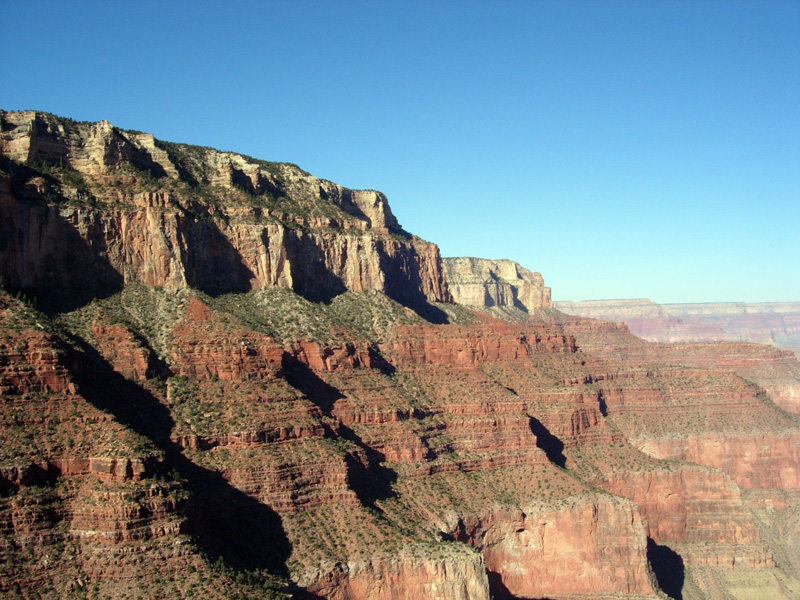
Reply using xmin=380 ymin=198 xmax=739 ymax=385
xmin=170 ymin=298 xmax=283 ymax=381
xmin=89 ymin=323 xmax=159 ymax=381
xmin=2 ymin=122 xmax=800 ymax=597
xmin=456 ymin=499 xmax=657 ymax=598
xmin=386 ymin=323 xmax=576 ymax=367
xmin=636 ymin=432 xmax=800 ymax=490
xmin=0 ymin=297 xmax=73 ymax=395
xmin=302 ymin=554 xmax=491 ymax=600
xmin=598 ymin=467 xmax=774 ymax=568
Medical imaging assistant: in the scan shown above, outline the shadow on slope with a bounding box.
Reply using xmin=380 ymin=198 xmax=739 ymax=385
xmin=340 ymin=427 xmax=398 ymax=510
xmin=528 ymin=416 xmax=567 ymax=468
xmin=281 ymin=353 xmax=397 ymax=509
xmin=178 ymin=215 xmax=256 ymax=297
xmin=401 ymin=299 xmax=451 ymax=324
xmin=488 ymin=570 xmax=555 ymax=600
xmin=597 ymin=389 xmax=609 ymax=416
xmin=64 ymin=336 xmax=292 ymax=577
xmin=281 ymin=352 xmax=344 ymax=415
xmin=378 ymin=242 xmax=450 ymax=324
xmin=647 ymin=538 xmax=684 ymax=600
xmin=0 ymin=166 xmax=124 ymax=313
xmin=367 ymin=345 xmax=396 ymax=376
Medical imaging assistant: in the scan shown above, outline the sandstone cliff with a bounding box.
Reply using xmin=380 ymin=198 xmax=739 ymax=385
xmin=0 ymin=110 xmax=451 ymax=308
xmin=3 ymin=110 xmax=800 ymax=600
xmin=443 ymin=257 xmax=551 ymax=311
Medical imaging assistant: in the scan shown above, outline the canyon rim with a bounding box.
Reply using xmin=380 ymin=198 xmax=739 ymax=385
xmin=2 ymin=110 xmax=800 ymax=599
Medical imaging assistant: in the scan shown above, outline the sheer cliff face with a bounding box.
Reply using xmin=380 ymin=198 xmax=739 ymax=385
xmin=443 ymin=257 xmax=552 ymax=311
xmin=0 ymin=110 xmax=451 ymax=306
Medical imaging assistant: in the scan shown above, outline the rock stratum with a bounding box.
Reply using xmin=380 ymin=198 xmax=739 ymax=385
xmin=0 ymin=110 xmax=450 ymax=308
xmin=556 ymin=299 xmax=800 ymax=355
xmin=2 ymin=110 xmax=800 ymax=600
xmin=443 ymin=257 xmax=551 ymax=312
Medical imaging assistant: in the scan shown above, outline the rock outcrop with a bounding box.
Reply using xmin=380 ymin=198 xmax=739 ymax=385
xmin=455 ymin=499 xmax=658 ymax=598
xmin=443 ymin=257 xmax=551 ymax=311
xmin=0 ymin=110 xmax=451 ymax=307
xmin=301 ymin=552 xmax=491 ymax=600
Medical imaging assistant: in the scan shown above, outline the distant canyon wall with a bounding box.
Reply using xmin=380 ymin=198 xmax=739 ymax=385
xmin=443 ymin=257 xmax=552 ymax=312
xmin=556 ymin=298 xmax=800 ymax=351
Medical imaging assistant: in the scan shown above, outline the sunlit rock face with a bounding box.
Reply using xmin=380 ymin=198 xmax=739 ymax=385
xmin=443 ymin=257 xmax=551 ymax=311
xmin=0 ymin=110 xmax=452 ymax=307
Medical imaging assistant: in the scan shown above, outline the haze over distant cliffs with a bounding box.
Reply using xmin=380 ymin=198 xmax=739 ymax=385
xmin=556 ymin=299 xmax=800 ymax=354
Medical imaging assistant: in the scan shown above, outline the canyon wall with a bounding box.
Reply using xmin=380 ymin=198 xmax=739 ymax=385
xmin=556 ymin=298 xmax=800 ymax=352
xmin=2 ymin=110 xmax=800 ymax=600
xmin=0 ymin=110 xmax=451 ymax=307
xmin=443 ymin=257 xmax=551 ymax=311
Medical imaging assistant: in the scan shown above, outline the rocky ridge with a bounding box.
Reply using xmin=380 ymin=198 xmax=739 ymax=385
xmin=1 ymin=111 xmax=800 ymax=600
xmin=0 ymin=110 xmax=450 ymax=309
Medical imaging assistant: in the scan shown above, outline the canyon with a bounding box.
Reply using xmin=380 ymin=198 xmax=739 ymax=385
xmin=556 ymin=299 xmax=800 ymax=356
xmin=1 ymin=110 xmax=800 ymax=600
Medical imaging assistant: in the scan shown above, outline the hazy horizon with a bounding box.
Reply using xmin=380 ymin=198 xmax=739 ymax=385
xmin=552 ymin=297 xmax=800 ymax=306
xmin=2 ymin=0 xmax=798 ymax=304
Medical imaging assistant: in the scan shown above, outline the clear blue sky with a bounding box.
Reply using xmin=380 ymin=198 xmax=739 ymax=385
xmin=2 ymin=0 xmax=798 ymax=303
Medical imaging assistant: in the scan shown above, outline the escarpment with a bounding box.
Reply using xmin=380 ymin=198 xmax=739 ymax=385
xmin=2 ymin=110 xmax=800 ymax=600
xmin=557 ymin=298 xmax=800 ymax=354
xmin=0 ymin=110 xmax=450 ymax=308
xmin=442 ymin=257 xmax=551 ymax=311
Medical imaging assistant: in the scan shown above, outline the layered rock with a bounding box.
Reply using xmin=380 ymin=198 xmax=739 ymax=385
xmin=597 ymin=465 xmax=774 ymax=568
xmin=443 ymin=257 xmax=551 ymax=311
xmin=4 ymin=282 xmax=800 ymax=599
xmin=556 ymin=299 xmax=670 ymax=321
xmin=0 ymin=311 xmax=73 ymax=396
xmin=0 ymin=110 xmax=451 ymax=306
xmin=3 ymin=110 xmax=800 ymax=600
xmin=385 ymin=322 xmax=575 ymax=367
xmin=455 ymin=498 xmax=658 ymax=599
xmin=663 ymin=302 xmax=800 ymax=349
xmin=636 ymin=432 xmax=800 ymax=491
xmin=169 ymin=298 xmax=284 ymax=381
xmin=555 ymin=317 xmax=800 ymax=594
xmin=300 ymin=552 xmax=491 ymax=600
xmin=556 ymin=298 xmax=800 ymax=351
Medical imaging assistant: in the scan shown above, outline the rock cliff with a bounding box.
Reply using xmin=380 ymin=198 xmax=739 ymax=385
xmin=0 ymin=110 xmax=451 ymax=308
xmin=2 ymin=110 xmax=800 ymax=600
xmin=443 ymin=257 xmax=551 ymax=311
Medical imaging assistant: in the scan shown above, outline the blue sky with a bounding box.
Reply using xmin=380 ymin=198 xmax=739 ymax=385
xmin=2 ymin=0 xmax=798 ymax=303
